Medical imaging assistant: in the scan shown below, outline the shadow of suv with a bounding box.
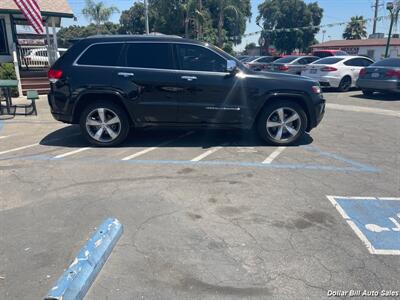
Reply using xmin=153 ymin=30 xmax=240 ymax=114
xmin=48 ymin=35 xmax=325 ymax=147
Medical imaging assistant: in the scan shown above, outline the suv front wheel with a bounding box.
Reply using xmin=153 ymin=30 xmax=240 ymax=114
xmin=257 ymin=101 xmax=307 ymax=146
xmin=79 ymin=101 xmax=130 ymax=147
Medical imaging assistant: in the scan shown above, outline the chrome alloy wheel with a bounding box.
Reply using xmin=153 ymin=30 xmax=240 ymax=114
xmin=266 ymin=107 xmax=301 ymax=142
xmin=85 ymin=108 xmax=122 ymax=143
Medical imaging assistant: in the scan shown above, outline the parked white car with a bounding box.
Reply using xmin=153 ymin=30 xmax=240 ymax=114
xmin=23 ymin=48 xmax=67 ymax=68
xmin=301 ymin=56 xmax=374 ymax=92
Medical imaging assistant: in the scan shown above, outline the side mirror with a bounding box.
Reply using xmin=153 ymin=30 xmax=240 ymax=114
xmin=227 ymin=60 xmax=237 ymax=73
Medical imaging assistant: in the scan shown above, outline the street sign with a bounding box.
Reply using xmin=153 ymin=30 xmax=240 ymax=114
xmin=327 ymin=196 xmax=400 ymax=255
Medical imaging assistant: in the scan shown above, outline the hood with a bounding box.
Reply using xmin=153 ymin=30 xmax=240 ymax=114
xmin=250 ymin=70 xmax=317 ymax=84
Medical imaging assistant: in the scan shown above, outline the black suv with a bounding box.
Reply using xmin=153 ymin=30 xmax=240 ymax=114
xmin=48 ymin=36 xmax=325 ymax=146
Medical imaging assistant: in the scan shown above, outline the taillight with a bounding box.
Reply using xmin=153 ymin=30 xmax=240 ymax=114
xmin=385 ymin=69 xmax=400 ymax=78
xmin=359 ymin=68 xmax=367 ymax=77
xmin=48 ymin=69 xmax=63 ymax=83
xmin=321 ymin=66 xmax=338 ymax=72
xmin=278 ymin=65 xmax=289 ymax=71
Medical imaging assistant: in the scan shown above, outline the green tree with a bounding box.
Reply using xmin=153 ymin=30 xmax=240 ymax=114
xmin=57 ymin=22 xmax=121 ymax=48
xmin=244 ymin=42 xmax=257 ymax=54
xmin=119 ymin=2 xmax=156 ymax=34
xmin=343 ymin=16 xmax=367 ymax=40
xmin=205 ymin=0 xmax=251 ymax=47
xmin=82 ymin=0 xmax=119 ymax=33
xmin=257 ymin=0 xmax=323 ymax=54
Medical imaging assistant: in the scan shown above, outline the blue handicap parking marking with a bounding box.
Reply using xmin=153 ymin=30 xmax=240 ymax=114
xmin=327 ymin=196 xmax=400 ymax=255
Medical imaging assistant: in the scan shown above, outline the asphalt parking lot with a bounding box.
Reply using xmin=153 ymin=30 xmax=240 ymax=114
xmin=0 ymin=90 xmax=399 ymax=299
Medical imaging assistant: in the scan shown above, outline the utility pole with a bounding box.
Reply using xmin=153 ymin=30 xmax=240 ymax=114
xmin=385 ymin=1 xmax=400 ymax=58
xmin=372 ymin=0 xmax=381 ymax=34
xmin=144 ymin=0 xmax=149 ymax=34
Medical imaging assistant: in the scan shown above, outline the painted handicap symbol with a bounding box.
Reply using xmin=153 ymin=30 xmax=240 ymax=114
xmin=327 ymin=196 xmax=400 ymax=255
xmin=365 ymin=213 xmax=400 ymax=232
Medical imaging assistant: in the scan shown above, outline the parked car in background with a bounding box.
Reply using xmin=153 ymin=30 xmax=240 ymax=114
xmin=357 ymin=58 xmax=400 ymax=95
xmin=312 ymin=50 xmax=349 ymax=58
xmin=48 ymin=35 xmax=325 ymax=147
xmin=237 ymin=55 xmax=258 ymax=62
xmin=246 ymin=56 xmax=281 ymax=71
xmin=23 ymin=47 xmax=68 ymax=68
xmin=266 ymin=56 xmax=320 ymax=75
xmin=301 ymin=56 xmax=374 ymax=92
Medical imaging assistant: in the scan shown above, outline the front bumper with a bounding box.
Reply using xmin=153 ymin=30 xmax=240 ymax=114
xmin=303 ymin=74 xmax=341 ymax=88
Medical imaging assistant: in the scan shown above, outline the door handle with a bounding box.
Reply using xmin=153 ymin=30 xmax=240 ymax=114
xmin=181 ymin=76 xmax=197 ymax=81
xmin=118 ymin=72 xmax=134 ymax=78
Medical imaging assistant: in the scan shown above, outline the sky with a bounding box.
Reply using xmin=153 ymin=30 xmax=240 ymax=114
xmin=63 ymin=0 xmax=398 ymax=51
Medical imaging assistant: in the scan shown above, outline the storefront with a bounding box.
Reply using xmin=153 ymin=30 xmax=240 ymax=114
xmin=311 ymin=38 xmax=400 ymax=61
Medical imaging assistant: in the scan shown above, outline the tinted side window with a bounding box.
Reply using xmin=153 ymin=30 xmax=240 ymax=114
xmin=258 ymin=57 xmax=274 ymax=63
xmin=177 ymin=44 xmax=226 ymax=72
xmin=125 ymin=43 xmax=174 ymax=69
xmin=345 ymin=58 xmax=372 ymax=67
xmin=297 ymin=58 xmax=307 ymax=65
xmin=77 ymin=43 xmax=123 ymax=66
xmin=344 ymin=59 xmax=360 ymax=66
xmin=361 ymin=58 xmax=373 ymax=66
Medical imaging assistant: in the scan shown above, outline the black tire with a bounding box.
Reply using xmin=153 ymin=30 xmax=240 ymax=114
xmin=362 ymin=89 xmax=374 ymax=96
xmin=338 ymin=76 xmax=352 ymax=92
xmin=256 ymin=100 xmax=308 ymax=146
xmin=79 ymin=100 xmax=130 ymax=147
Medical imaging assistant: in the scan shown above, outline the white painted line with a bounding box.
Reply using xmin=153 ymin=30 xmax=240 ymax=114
xmin=54 ymin=147 xmax=91 ymax=159
xmin=191 ymin=146 xmax=223 ymax=162
xmin=327 ymin=103 xmax=400 ymax=118
xmin=121 ymin=131 xmax=194 ymax=161
xmin=0 ymin=143 xmax=39 ymax=156
xmin=0 ymin=136 xmax=10 ymax=140
xmin=262 ymin=147 xmax=286 ymax=164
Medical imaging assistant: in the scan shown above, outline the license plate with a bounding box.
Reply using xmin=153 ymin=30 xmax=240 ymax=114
xmin=310 ymin=69 xmax=317 ymax=74
xmin=371 ymin=72 xmax=380 ymax=78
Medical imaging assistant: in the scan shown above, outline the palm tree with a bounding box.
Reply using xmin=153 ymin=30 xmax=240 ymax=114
xmin=82 ymin=0 xmax=119 ymax=33
xmin=217 ymin=0 xmax=240 ymax=47
xmin=181 ymin=0 xmax=205 ymax=39
xmin=343 ymin=16 xmax=367 ymax=40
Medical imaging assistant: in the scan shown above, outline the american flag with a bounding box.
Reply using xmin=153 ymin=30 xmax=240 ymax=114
xmin=13 ymin=0 xmax=44 ymax=34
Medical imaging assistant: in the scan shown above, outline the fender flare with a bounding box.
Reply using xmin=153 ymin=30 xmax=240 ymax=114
xmin=72 ymin=89 xmax=133 ymax=123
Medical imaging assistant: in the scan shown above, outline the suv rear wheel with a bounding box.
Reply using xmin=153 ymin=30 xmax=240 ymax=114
xmin=257 ymin=101 xmax=307 ymax=146
xmin=79 ymin=101 xmax=130 ymax=147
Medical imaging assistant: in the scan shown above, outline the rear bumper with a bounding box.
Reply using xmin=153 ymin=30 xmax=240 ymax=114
xmin=357 ymin=78 xmax=400 ymax=92
xmin=48 ymin=93 xmax=73 ymax=123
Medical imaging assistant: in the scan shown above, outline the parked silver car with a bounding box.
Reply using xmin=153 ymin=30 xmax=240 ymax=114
xmin=265 ymin=56 xmax=320 ymax=75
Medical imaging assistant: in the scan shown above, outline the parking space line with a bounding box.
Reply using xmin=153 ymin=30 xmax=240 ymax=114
xmin=54 ymin=147 xmax=91 ymax=159
xmin=191 ymin=146 xmax=223 ymax=162
xmin=0 ymin=143 xmax=39 ymax=156
xmin=121 ymin=131 xmax=194 ymax=161
xmin=262 ymin=147 xmax=286 ymax=164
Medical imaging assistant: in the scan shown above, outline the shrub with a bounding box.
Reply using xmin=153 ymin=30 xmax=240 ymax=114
xmin=0 ymin=63 xmax=19 ymax=97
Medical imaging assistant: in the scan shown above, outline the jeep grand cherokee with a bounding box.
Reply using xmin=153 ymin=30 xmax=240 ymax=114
xmin=48 ymin=35 xmax=325 ymax=147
